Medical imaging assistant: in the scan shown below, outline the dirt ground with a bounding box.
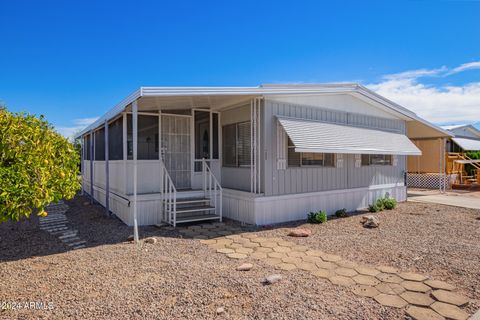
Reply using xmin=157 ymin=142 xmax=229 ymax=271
xmin=1 ymin=195 xmax=479 ymax=319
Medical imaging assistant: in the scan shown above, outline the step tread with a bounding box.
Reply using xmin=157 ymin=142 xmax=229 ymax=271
xmin=174 ymin=205 xmax=215 ymax=214
xmin=174 ymin=198 xmax=210 ymax=205
xmin=176 ymin=213 xmax=220 ymax=223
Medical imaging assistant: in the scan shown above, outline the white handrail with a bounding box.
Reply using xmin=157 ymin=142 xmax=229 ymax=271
xmin=202 ymin=158 xmax=223 ymax=221
xmin=161 ymin=161 xmax=177 ymax=227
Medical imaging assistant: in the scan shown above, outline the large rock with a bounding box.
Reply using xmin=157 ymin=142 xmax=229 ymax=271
xmin=127 ymin=235 xmax=134 ymax=242
xmin=361 ymin=215 xmax=379 ymax=228
xmin=287 ymin=228 xmax=312 ymax=237
xmin=264 ymin=274 xmax=282 ymax=285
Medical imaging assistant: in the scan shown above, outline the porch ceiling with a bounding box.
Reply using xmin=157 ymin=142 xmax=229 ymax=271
xmin=134 ymin=94 xmax=259 ymax=112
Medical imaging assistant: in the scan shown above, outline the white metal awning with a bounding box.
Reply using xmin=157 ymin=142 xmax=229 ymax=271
xmin=278 ymin=117 xmax=422 ymax=155
xmin=452 ymin=137 xmax=480 ymax=151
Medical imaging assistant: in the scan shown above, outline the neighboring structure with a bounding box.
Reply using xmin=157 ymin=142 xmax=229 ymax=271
xmin=407 ymin=124 xmax=480 ymax=190
xmin=75 ymin=84 xmax=445 ymax=227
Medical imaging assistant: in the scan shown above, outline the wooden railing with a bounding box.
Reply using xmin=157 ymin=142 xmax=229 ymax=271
xmin=161 ymin=161 xmax=177 ymax=226
xmin=202 ymin=158 xmax=223 ymax=221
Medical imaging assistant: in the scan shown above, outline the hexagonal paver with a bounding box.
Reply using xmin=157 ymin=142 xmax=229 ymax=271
xmin=399 ymin=272 xmax=428 ymax=282
xmin=286 ymin=251 xmax=306 ymax=258
xmin=255 ymin=247 xmax=273 ymax=253
xmin=261 ymin=242 xmax=278 ymax=248
xmin=302 ymin=256 xmax=322 ymax=264
xmin=405 ymin=306 xmax=445 ymax=320
xmin=316 ymin=260 xmax=336 ymax=270
xmin=273 ymin=246 xmax=291 ymax=253
xmin=226 ymin=243 xmax=244 ymax=249
xmin=400 ymin=291 xmax=435 ymax=307
xmin=251 ymin=252 xmax=268 ymax=259
xmin=321 ymin=253 xmax=342 ymax=262
xmin=210 ymin=243 xmax=228 ymax=250
xmin=226 ymin=252 xmax=247 ymax=259
xmin=217 ymin=230 xmax=233 ymax=236
xmin=352 ymin=285 xmax=380 ymax=298
xmin=374 ymin=294 xmax=408 ymax=308
xmin=216 ymin=239 xmax=233 ymax=245
xmin=335 ymin=267 xmax=358 ymax=277
xmin=430 ymin=302 xmax=469 ymax=320
xmin=377 ymin=266 xmax=398 ymax=274
xmin=250 ymin=237 xmax=270 ymax=243
xmin=401 ymin=281 xmax=431 ymax=293
xmin=376 ymin=273 xmax=404 ymax=284
xmin=375 ymin=282 xmax=406 ymax=295
xmin=225 ymin=234 xmax=242 ymax=240
xmin=263 ymin=258 xmax=282 ymax=266
xmin=277 ymin=240 xmax=295 ymax=247
xmin=354 ymin=265 xmax=380 ymax=277
xmin=424 ymin=280 xmax=455 ymax=291
xmin=276 ymin=263 xmax=297 ymax=271
xmin=241 ymin=233 xmax=258 ymax=239
xmin=242 ymin=242 xmax=260 ymax=248
xmin=336 ymin=260 xmax=358 ymax=269
xmin=431 ymin=290 xmax=469 ymax=307
xmin=267 ymin=252 xmax=286 ymax=259
xmin=216 ymin=248 xmax=235 ymax=254
xmin=311 ymin=268 xmax=334 ymax=279
xmin=352 ymin=274 xmax=380 ymax=286
xmin=329 ymin=276 xmax=355 ymax=287
xmin=292 ymin=245 xmax=309 ymax=252
xmin=279 ymin=256 xmax=299 ymax=264
xmin=305 ymin=250 xmax=323 ymax=257
xmin=296 ymin=262 xmax=317 ymax=271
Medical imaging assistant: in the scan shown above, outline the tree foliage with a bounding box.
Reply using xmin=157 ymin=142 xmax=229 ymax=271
xmin=0 ymin=107 xmax=80 ymax=222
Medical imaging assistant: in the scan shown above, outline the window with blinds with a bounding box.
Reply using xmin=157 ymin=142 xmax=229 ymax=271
xmin=361 ymin=154 xmax=392 ymax=166
xmin=222 ymin=121 xmax=251 ymax=167
xmin=287 ymin=138 xmax=334 ymax=167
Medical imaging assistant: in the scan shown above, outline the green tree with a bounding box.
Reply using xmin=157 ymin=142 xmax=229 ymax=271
xmin=0 ymin=106 xmax=80 ymax=222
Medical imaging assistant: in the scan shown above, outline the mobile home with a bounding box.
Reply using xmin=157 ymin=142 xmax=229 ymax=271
xmin=75 ymin=84 xmax=446 ymax=226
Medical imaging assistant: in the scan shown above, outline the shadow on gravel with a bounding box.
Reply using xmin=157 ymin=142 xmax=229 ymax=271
xmin=0 ymin=194 xmax=367 ymax=263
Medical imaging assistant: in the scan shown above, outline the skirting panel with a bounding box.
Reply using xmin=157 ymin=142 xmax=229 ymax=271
xmin=224 ymin=185 xmax=406 ymax=226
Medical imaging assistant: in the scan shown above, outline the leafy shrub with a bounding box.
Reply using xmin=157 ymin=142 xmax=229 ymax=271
xmin=307 ymin=210 xmax=328 ymax=224
xmin=368 ymin=195 xmax=397 ymax=212
xmin=335 ymin=208 xmax=348 ymax=218
xmin=382 ymin=197 xmax=397 ymax=210
xmin=0 ymin=107 xmax=80 ymax=222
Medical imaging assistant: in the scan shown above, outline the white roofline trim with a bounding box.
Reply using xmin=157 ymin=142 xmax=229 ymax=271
xmin=74 ymin=83 xmax=451 ymax=139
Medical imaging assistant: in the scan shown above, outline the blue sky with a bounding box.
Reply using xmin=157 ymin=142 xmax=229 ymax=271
xmin=1 ymin=0 xmax=479 ymax=138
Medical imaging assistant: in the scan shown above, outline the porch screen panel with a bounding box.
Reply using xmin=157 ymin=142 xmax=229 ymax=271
xmin=212 ymin=113 xmax=219 ymax=159
xmin=108 ymin=117 xmax=123 ymax=160
xmin=94 ymin=127 xmax=105 ymax=161
xmin=127 ymin=114 xmax=159 ymax=160
xmin=84 ymin=136 xmax=91 ymax=160
xmin=222 ymin=124 xmax=237 ymax=167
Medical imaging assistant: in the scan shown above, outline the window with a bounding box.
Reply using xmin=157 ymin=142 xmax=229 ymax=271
xmin=361 ymin=154 xmax=392 ymax=166
xmin=287 ymin=138 xmax=334 ymax=167
xmin=222 ymin=122 xmax=251 ymax=167
xmin=127 ymin=114 xmax=159 ymax=160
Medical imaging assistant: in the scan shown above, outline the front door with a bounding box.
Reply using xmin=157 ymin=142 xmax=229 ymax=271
xmin=161 ymin=115 xmax=191 ymax=189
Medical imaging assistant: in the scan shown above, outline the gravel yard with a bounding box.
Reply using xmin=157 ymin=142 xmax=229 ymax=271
xmin=1 ymin=195 xmax=479 ymax=319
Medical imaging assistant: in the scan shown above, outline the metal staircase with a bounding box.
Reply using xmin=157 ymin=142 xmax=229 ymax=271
xmin=161 ymin=159 xmax=222 ymax=227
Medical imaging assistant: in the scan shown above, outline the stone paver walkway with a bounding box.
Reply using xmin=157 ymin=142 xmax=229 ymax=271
xmin=179 ymin=223 xmax=471 ymax=320
xmin=39 ymin=201 xmax=86 ymax=250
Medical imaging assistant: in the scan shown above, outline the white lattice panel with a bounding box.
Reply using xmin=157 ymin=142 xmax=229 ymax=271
xmin=407 ymin=173 xmax=450 ymax=190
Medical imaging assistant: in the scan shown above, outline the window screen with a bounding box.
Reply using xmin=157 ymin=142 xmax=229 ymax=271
xmin=108 ymin=117 xmax=123 ymax=160
xmin=237 ymin=122 xmax=251 ymax=166
xmin=222 ymin=124 xmax=237 ymax=167
xmin=362 ymin=154 xmax=392 ymax=166
xmin=287 ymin=138 xmax=334 ymax=167
xmin=94 ymin=127 xmax=105 ymax=161
xmin=212 ymin=113 xmax=219 ymax=159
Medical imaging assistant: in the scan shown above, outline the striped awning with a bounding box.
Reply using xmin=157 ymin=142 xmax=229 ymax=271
xmin=278 ymin=117 xmax=422 ymax=155
xmin=452 ymin=137 xmax=480 ymax=151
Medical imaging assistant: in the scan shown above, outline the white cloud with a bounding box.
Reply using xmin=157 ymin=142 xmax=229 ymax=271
xmin=56 ymin=117 xmax=98 ymax=141
xmin=367 ymin=61 xmax=480 ymax=124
